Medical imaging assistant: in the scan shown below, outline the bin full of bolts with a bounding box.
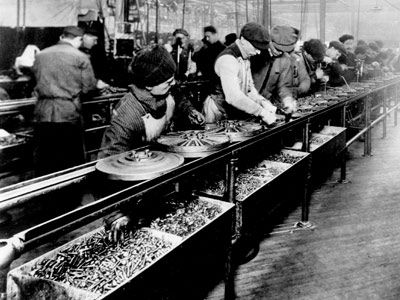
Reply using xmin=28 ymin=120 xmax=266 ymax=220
xmin=236 ymin=150 xmax=310 ymax=219
xmin=0 ymin=131 xmax=33 ymax=172
xmin=286 ymin=125 xmax=346 ymax=185
xmin=200 ymin=149 xmax=310 ymax=234
xmin=143 ymin=194 xmax=235 ymax=299
xmin=7 ymin=195 xmax=234 ymax=299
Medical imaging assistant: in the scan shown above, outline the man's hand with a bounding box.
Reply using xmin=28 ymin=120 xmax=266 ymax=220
xmin=282 ymin=97 xmax=297 ymax=114
xmin=188 ymin=109 xmax=205 ymax=125
xmin=371 ymin=61 xmax=380 ymax=68
xmin=268 ymin=43 xmax=282 ymax=57
xmin=108 ymin=216 xmax=131 ymax=243
xmin=96 ymin=79 xmax=110 ymax=89
xmin=259 ymin=108 xmax=277 ymax=125
xmin=323 ymin=56 xmax=333 ymax=64
xmin=315 ymin=68 xmax=325 ymax=79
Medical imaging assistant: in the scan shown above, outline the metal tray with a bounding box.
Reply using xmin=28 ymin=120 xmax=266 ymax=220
xmin=236 ymin=149 xmax=310 ymax=201
xmin=236 ymin=149 xmax=310 ymax=233
xmin=95 ymin=150 xmax=185 ymax=181
xmin=286 ymin=126 xmax=346 ymax=185
xmin=287 ymin=126 xmax=346 ymax=154
xmin=8 ymin=196 xmax=234 ymax=300
xmin=156 ymin=130 xmax=231 ymax=158
xmin=205 ymin=120 xmax=265 ymax=142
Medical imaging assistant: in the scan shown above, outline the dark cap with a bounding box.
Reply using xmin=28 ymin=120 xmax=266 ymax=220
xmin=63 ymin=26 xmax=84 ymax=37
xmin=329 ymin=41 xmax=346 ymax=56
xmin=130 ymin=45 xmax=176 ymax=88
xmin=240 ymin=22 xmax=269 ymax=50
xmin=172 ymin=28 xmax=189 ymax=37
xmin=338 ymin=34 xmax=354 ymax=44
xmin=355 ymin=45 xmax=368 ymax=55
xmin=368 ymin=42 xmax=379 ymax=52
xmin=224 ymin=33 xmax=237 ymax=46
xmin=270 ymin=25 xmax=298 ymax=52
xmin=84 ymin=27 xmax=99 ymax=36
xmin=303 ymin=38 xmax=326 ymax=62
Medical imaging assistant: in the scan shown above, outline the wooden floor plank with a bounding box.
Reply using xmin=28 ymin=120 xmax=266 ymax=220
xmin=206 ymin=122 xmax=400 ymax=299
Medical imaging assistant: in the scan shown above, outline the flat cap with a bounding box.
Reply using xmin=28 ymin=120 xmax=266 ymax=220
xmin=84 ymin=27 xmax=99 ymax=36
xmin=240 ymin=22 xmax=269 ymax=51
xmin=63 ymin=26 xmax=84 ymax=37
xmin=270 ymin=25 xmax=298 ymax=53
xmin=329 ymin=40 xmax=347 ymax=56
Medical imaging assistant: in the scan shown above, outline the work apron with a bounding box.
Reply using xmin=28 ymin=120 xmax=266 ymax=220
xmin=141 ymin=95 xmax=175 ymax=142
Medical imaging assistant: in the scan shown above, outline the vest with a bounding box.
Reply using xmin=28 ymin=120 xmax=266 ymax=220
xmin=210 ymin=43 xmax=252 ymax=120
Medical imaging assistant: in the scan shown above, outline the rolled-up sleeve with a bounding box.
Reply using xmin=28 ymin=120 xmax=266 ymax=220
xmin=215 ymin=55 xmax=263 ymax=116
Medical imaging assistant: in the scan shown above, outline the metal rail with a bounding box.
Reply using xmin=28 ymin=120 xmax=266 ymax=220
xmin=1 ymin=79 xmax=399 ymax=227
xmin=0 ymin=78 xmax=399 ymax=299
xmin=0 ymin=163 xmax=96 ymax=211
xmin=345 ymin=103 xmax=400 ymax=148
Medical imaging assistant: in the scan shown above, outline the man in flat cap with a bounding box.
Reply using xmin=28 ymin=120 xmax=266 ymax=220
xmin=32 ymin=26 xmax=98 ymax=175
xmin=79 ymin=27 xmax=109 ymax=88
xmin=203 ymin=22 xmax=277 ymax=125
xmin=251 ymin=25 xmax=298 ymax=115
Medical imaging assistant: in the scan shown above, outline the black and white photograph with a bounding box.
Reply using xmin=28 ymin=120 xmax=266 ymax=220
xmin=1 ymin=0 xmax=400 ymax=299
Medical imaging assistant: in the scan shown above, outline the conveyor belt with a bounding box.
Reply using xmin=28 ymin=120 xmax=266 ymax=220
xmin=0 ymin=76 xmax=399 ymax=248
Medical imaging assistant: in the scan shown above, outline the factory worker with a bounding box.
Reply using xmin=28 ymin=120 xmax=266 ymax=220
xmin=98 ymin=45 xmax=176 ymax=158
xmin=251 ymin=25 xmax=298 ymax=113
xmin=323 ymin=41 xmax=347 ymax=87
xmin=300 ymin=39 xmax=327 ymax=94
xmin=203 ymin=22 xmax=277 ymax=125
xmin=79 ymin=27 xmax=110 ymax=89
xmin=33 ymin=26 xmax=97 ymax=175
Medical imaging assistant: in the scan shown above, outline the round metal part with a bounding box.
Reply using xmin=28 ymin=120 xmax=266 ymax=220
xmin=206 ymin=120 xmax=264 ymax=142
xmin=96 ymin=149 xmax=184 ymax=181
xmin=156 ymin=130 xmax=231 ymax=158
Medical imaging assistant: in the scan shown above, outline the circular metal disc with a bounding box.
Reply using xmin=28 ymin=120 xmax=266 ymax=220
xmin=156 ymin=130 xmax=230 ymax=158
xmin=96 ymin=150 xmax=184 ymax=181
xmin=206 ymin=120 xmax=264 ymax=142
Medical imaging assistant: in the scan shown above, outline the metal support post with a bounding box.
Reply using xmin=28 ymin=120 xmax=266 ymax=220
xmin=363 ymin=97 xmax=369 ymax=156
xmin=301 ymin=121 xmax=311 ymax=153
xmin=224 ymin=245 xmax=235 ymax=300
xmin=297 ymin=122 xmax=313 ymax=228
xmin=301 ymin=154 xmax=312 ymax=223
xmin=364 ymin=96 xmax=372 ymax=156
xmin=224 ymin=156 xmax=238 ymax=300
xmin=395 ymin=84 xmax=399 ymax=127
xmin=226 ymin=156 xmax=240 ymax=241
xmin=383 ymin=89 xmax=387 ymax=138
xmin=339 ymin=105 xmax=348 ymax=183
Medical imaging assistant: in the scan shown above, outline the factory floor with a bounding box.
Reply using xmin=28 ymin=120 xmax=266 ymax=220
xmin=206 ymin=121 xmax=400 ymax=299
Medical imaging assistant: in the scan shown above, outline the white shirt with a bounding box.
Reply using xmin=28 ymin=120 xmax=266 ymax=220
xmin=214 ymin=50 xmax=265 ymax=116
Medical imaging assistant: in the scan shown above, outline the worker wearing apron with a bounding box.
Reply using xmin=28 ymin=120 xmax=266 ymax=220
xmin=98 ymin=45 xmax=176 ymax=158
